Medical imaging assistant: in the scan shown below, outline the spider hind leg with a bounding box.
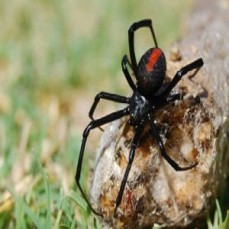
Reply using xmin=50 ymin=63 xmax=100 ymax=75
xmin=114 ymin=123 xmax=144 ymax=214
xmin=75 ymin=108 xmax=129 ymax=216
xmin=148 ymin=114 xmax=198 ymax=171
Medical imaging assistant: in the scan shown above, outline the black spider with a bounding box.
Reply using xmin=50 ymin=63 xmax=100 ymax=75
xmin=75 ymin=19 xmax=204 ymax=216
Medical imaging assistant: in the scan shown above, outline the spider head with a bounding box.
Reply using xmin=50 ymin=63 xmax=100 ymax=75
xmin=136 ymin=48 xmax=166 ymax=98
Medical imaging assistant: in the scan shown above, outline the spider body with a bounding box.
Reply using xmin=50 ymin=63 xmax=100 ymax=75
xmin=137 ymin=48 xmax=166 ymax=98
xmin=75 ymin=19 xmax=204 ymax=216
xmin=129 ymin=91 xmax=151 ymax=126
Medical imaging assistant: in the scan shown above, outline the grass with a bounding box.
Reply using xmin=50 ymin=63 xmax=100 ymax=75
xmin=207 ymin=201 xmax=229 ymax=229
xmin=0 ymin=0 xmax=228 ymax=228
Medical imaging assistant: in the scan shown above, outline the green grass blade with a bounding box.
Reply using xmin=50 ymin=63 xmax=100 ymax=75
xmin=66 ymin=189 xmax=88 ymax=212
xmin=22 ymin=202 xmax=42 ymax=229
xmin=15 ymin=196 xmax=25 ymax=229
xmin=37 ymin=162 xmax=52 ymax=229
xmin=219 ymin=211 xmax=229 ymax=229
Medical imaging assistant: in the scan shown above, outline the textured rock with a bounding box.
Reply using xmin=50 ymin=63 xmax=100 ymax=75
xmin=90 ymin=1 xmax=229 ymax=228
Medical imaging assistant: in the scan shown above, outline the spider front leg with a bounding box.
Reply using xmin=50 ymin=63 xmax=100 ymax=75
xmin=114 ymin=123 xmax=144 ymax=214
xmin=75 ymin=108 xmax=129 ymax=216
xmin=128 ymin=19 xmax=158 ymax=75
xmin=122 ymin=55 xmax=137 ymax=91
xmin=159 ymin=58 xmax=204 ymax=98
xmin=148 ymin=114 xmax=197 ymax=171
xmin=89 ymin=92 xmax=129 ymax=121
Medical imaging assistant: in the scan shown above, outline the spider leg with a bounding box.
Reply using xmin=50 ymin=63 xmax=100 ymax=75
xmin=159 ymin=58 xmax=204 ymax=98
xmin=155 ymin=93 xmax=183 ymax=108
xmin=167 ymin=93 xmax=183 ymax=103
xmin=148 ymin=114 xmax=197 ymax=171
xmin=89 ymin=92 xmax=129 ymax=120
xmin=122 ymin=55 xmax=137 ymax=91
xmin=75 ymin=108 xmax=129 ymax=216
xmin=114 ymin=123 xmax=144 ymax=214
xmin=128 ymin=19 xmax=158 ymax=76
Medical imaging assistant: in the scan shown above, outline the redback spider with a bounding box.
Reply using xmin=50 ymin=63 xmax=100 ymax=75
xmin=75 ymin=19 xmax=204 ymax=216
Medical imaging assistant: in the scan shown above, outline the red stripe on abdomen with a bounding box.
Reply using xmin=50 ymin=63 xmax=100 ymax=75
xmin=146 ymin=48 xmax=162 ymax=72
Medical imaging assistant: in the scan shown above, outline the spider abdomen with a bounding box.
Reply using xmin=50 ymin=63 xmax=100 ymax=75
xmin=137 ymin=48 xmax=166 ymax=98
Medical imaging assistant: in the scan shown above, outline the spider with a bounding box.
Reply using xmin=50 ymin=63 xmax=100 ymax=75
xmin=75 ymin=19 xmax=204 ymax=216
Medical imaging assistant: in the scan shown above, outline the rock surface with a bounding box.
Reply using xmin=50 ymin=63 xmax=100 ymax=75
xmin=90 ymin=1 xmax=229 ymax=228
